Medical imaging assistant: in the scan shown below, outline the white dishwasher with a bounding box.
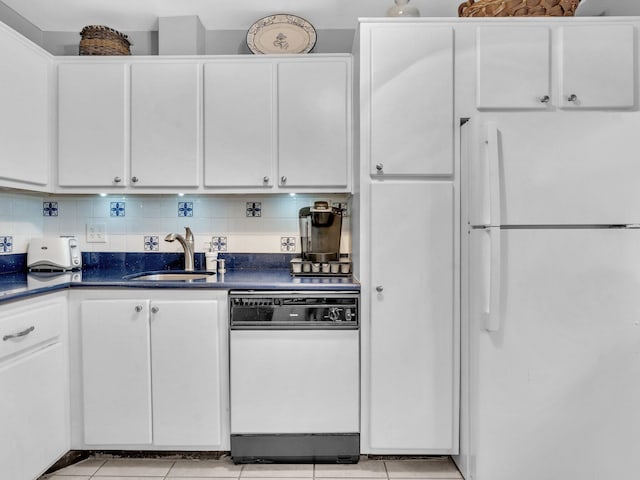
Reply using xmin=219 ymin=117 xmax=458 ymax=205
xmin=229 ymin=290 xmax=360 ymax=464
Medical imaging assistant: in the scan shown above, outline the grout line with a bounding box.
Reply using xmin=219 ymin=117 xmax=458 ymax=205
xmin=382 ymin=459 xmax=389 ymax=480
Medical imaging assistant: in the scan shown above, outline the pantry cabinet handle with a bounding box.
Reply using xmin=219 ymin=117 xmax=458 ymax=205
xmin=375 ymin=163 xmax=384 ymax=172
xmin=113 ymin=176 xmax=122 ymax=183
xmin=134 ymin=305 xmax=143 ymax=313
xmin=131 ymin=176 xmax=139 ymax=183
xmin=539 ymin=95 xmax=550 ymax=104
xmin=3 ymin=326 xmax=35 ymax=341
xmin=567 ymin=94 xmax=578 ymax=103
xmin=151 ymin=306 xmax=159 ymax=314
xmin=375 ymin=285 xmax=384 ymax=293
xmin=263 ymin=176 xmax=269 ymax=184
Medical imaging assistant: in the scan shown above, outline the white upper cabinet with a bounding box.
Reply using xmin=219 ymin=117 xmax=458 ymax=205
xmin=204 ymin=61 xmax=274 ymax=188
xmin=0 ymin=23 xmax=51 ymax=189
xmin=476 ymin=23 xmax=636 ymax=110
xmin=278 ymin=60 xmax=350 ymax=188
xmin=365 ymin=24 xmax=454 ymax=177
xmin=56 ymin=56 xmax=350 ymax=193
xmin=203 ymin=57 xmax=351 ymax=192
xmin=58 ymin=62 xmax=127 ymax=187
xmin=476 ymin=26 xmax=551 ymax=109
xmin=559 ymin=25 xmax=635 ymax=109
xmin=130 ymin=62 xmax=201 ymax=188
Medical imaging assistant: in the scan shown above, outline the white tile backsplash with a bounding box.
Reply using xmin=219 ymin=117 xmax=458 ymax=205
xmin=0 ymin=192 xmax=351 ymax=255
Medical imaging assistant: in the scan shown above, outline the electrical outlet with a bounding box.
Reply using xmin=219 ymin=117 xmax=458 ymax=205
xmin=86 ymin=223 xmax=107 ymax=243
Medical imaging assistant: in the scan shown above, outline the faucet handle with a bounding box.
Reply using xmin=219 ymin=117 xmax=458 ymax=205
xmin=184 ymin=226 xmax=194 ymax=240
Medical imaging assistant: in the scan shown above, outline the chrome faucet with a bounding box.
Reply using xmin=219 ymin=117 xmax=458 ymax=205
xmin=165 ymin=227 xmax=195 ymax=272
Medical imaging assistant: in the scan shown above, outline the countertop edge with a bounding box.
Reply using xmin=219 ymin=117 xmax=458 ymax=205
xmin=0 ymin=274 xmax=361 ymax=304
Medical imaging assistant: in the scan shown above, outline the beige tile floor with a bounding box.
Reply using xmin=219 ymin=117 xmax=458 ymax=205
xmin=41 ymin=455 xmax=463 ymax=480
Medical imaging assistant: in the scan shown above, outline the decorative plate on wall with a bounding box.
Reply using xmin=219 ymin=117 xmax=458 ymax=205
xmin=246 ymin=14 xmax=317 ymax=54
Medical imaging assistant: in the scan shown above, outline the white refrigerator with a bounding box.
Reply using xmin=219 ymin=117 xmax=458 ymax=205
xmin=458 ymin=111 xmax=640 ymax=480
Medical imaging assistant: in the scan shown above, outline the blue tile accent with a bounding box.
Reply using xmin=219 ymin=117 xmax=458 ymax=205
xmin=246 ymin=202 xmax=262 ymax=217
xmin=211 ymin=236 xmax=227 ymax=252
xmin=0 ymin=236 xmax=13 ymax=253
xmin=144 ymin=236 xmax=159 ymax=251
xmin=178 ymin=202 xmax=193 ymax=217
xmin=43 ymin=202 xmax=59 ymax=216
xmin=281 ymin=237 xmax=296 ymax=252
xmin=110 ymin=202 xmax=126 ymax=217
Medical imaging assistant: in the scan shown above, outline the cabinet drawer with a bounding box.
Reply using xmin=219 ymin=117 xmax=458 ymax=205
xmin=0 ymin=301 xmax=65 ymax=362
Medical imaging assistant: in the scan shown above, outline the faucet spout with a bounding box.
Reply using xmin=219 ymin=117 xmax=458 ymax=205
xmin=164 ymin=227 xmax=195 ymax=271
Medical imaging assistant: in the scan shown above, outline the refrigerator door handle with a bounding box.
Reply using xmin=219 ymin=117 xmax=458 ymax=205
xmin=486 ymin=122 xmax=502 ymax=227
xmin=483 ymin=227 xmax=502 ymax=332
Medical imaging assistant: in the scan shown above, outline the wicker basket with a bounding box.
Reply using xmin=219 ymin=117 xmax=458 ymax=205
xmin=458 ymin=0 xmax=580 ymax=17
xmin=79 ymin=25 xmax=131 ymax=55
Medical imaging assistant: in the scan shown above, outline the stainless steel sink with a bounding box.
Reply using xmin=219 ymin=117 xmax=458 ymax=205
xmin=126 ymin=272 xmax=215 ymax=282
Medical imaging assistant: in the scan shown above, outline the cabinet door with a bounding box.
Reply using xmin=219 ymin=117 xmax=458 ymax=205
xmin=204 ymin=62 xmax=274 ymax=188
xmin=0 ymin=344 xmax=68 ymax=480
xmin=81 ymin=299 xmax=152 ymax=445
xmin=369 ymin=26 xmax=453 ymax=176
xmin=560 ymin=25 xmax=636 ymax=109
xmin=58 ymin=63 xmax=127 ymax=187
xmin=0 ymin=295 xmax=68 ymax=480
xmin=150 ymin=300 xmax=223 ymax=446
xmin=476 ymin=26 xmax=551 ymax=109
xmin=0 ymin=25 xmax=50 ymax=187
xmin=278 ymin=60 xmax=349 ymax=188
xmin=131 ymin=63 xmax=200 ymax=187
xmin=370 ymin=181 xmax=456 ymax=451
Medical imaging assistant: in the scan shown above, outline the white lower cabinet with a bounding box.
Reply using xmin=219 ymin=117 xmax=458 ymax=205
xmin=81 ymin=299 xmax=153 ymax=445
xmin=0 ymin=293 xmax=68 ymax=480
xmin=150 ymin=300 xmax=222 ymax=446
xmin=75 ymin=290 xmax=228 ymax=449
xmin=368 ymin=181 xmax=458 ymax=453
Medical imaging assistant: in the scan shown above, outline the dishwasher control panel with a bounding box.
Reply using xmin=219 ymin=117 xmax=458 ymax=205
xmin=229 ymin=291 xmax=359 ymax=329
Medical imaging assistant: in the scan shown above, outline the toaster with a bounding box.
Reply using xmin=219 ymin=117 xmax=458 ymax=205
xmin=27 ymin=236 xmax=82 ymax=271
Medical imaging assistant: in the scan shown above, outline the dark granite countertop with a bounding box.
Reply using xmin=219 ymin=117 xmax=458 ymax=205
xmin=0 ymin=252 xmax=359 ymax=304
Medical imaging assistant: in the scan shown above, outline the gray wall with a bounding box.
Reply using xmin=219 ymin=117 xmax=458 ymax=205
xmin=0 ymin=1 xmax=42 ymax=46
xmin=0 ymin=1 xmax=355 ymax=56
xmin=42 ymin=28 xmax=354 ymax=56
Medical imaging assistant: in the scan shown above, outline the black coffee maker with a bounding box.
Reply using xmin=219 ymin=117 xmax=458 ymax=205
xmin=298 ymin=201 xmax=343 ymax=263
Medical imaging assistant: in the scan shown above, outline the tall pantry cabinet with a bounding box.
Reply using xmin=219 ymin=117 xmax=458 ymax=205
xmin=355 ymin=21 xmax=460 ymax=454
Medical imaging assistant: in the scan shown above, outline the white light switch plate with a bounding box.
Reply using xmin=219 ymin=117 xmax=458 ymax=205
xmin=86 ymin=223 xmax=107 ymax=243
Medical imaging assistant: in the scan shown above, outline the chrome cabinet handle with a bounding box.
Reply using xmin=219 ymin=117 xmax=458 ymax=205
xmin=113 ymin=176 xmax=122 ymax=183
xmin=375 ymin=285 xmax=384 ymax=293
xmin=3 ymin=326 xmax=35 ymax=341
xmin=131 ymin=176 xmax=139 ymax=183
xmin=375 ymin=163 xmax=383 ymax=172
xmin=151 ymin=306 xmax=159 ymax=314
xmin=134 ymin=305 xmax=143 ymax=313
xmin=567 ymin=94 xmax=578 ymax=102
xmin=263 ymin=176 xmax=269 ymax=184
xmin=280 ymin=176 xmax=287 ymax=184
xmin=539 ymin=95 xmax=550 ymax=104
